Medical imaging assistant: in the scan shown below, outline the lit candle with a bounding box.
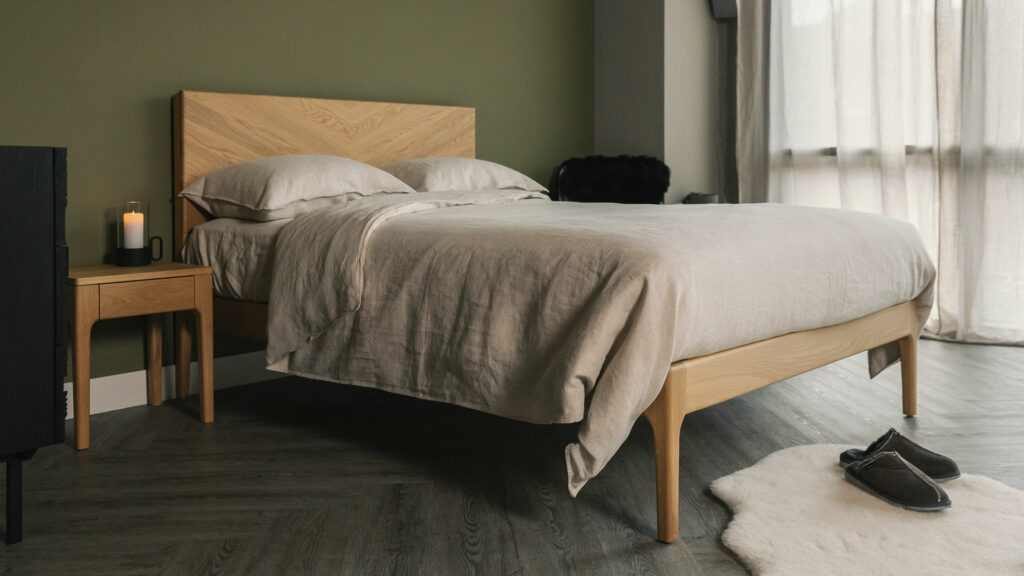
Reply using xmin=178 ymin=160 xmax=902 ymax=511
xmin=123 ymin=211 xmax=145 ymax=249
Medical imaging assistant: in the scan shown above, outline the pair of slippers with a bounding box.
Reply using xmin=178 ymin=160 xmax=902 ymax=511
xmin=841 ymin=428 xmax=960 ymax=511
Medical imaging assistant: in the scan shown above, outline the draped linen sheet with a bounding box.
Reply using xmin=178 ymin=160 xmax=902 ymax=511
xmin=265 ymin=190 xmax=935 ymax=495
xmin=183 ymin=217 xmax=288 ymax=302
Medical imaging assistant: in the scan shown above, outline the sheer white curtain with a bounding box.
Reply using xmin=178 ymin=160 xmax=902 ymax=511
xmin=738 ymin=0 xmax=1024 ymax=344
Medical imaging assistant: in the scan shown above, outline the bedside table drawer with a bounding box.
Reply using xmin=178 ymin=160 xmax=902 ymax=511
xmin=99 ymin=277 xmax=195 ymax=319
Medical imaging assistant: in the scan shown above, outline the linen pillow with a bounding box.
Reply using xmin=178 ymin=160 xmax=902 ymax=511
xmin=179 ymin=155 xmax=416 ymax=221
xmin=382 ymin=157 xmax=547 ymax=193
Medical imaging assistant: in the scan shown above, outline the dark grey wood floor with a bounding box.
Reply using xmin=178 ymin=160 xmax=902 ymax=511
xmin=2 ymin=340 xmax=1022 ymax=575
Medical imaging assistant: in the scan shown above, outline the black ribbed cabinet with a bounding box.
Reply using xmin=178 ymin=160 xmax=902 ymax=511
xmin=0 ymin=146 xmax=68 ymax=545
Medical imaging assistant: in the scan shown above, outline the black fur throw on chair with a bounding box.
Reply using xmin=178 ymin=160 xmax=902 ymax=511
xmin=550 ymin=155 xmax=670 ymax=204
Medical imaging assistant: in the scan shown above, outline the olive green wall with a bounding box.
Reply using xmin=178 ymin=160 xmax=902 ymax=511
xmin=0 ymin=0 xmax=594 ymax=379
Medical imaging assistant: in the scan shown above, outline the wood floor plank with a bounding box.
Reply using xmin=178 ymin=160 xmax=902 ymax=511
xmin=2 ymin=339 xmax=1021 ymax=575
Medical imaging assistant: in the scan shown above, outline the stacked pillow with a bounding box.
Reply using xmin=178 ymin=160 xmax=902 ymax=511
xmin=382 ymin=157 xmax=547 ymax=194
xmin=179 ymin=155 xmax=547 ymax=221
xmin=179 ymin=155 xmax=415 ymax=221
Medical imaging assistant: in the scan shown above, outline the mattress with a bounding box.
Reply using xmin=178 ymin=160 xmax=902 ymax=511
xmin=181 ymin=217 xmax=287 ymax=302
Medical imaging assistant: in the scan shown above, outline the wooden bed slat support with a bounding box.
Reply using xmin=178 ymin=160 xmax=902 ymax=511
xmin=643 ymin=300 xmax=919 ymax=543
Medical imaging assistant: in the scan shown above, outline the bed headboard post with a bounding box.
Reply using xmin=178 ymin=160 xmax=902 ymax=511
xmin=171 ymin=90 xmax=476 ymax=261
xmin=172 ymin=91 xmax=214 ymax=262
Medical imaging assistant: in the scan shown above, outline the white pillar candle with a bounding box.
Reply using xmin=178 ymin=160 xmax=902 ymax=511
xmin=123 ymin=211 xmax=145 ymax=249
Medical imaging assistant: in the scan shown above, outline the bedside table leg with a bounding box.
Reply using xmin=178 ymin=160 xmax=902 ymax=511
xmin=174 ymin=312 xmax=191 ymax=399
xmin=71 ymin=285 xmax=98 ymax=451
xmin=195 ymin=276 xmax=214 ymax=423
xmin=145 ymin=314 xmax=163 ymax=406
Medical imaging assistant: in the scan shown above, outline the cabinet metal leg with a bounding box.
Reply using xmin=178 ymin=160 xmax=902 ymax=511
xmin=5 ymin=458 xmax=23 ymax=544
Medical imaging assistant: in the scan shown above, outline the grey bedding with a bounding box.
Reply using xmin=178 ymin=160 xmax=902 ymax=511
xmin=182 ymin=217 xmax=287 ymax=302
xmin=258 ymin=190 xmax=935 ymax=495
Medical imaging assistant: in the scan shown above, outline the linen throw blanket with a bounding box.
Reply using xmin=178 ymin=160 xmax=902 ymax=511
xmin=265 ymin=190 xmax=935 ymax=495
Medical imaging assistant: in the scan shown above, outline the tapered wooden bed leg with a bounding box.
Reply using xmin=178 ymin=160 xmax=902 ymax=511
xmin=898 ymin=335 xmax=917 ymax=417
xmin=644 ymin=368 xmax=686 ymax=543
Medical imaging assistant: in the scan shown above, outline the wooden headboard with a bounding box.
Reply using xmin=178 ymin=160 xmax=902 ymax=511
xmin=172 ymin=90 xmax=476 ymax=260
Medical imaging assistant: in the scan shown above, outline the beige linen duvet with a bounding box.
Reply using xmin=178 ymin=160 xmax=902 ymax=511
xmin=263 ymin=190 xmax=935 ymax=495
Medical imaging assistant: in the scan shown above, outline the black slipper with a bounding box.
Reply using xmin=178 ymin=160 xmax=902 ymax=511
xmin=844 ymin=451 xmax=951 ymax=512
xmin=840 ymin=428 xmax=960 ymax=482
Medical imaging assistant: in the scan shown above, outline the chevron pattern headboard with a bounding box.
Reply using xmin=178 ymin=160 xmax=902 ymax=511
xmin=171 ymin=90 xmax=475 ymax=259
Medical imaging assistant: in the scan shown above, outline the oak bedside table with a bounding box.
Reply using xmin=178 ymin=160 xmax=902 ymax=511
xmin=68 ymin=263 xmax=214 ymax=450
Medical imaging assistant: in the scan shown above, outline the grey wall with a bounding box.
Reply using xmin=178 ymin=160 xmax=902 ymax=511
xmin=664 ymin=0 xmax=719 ymax=203
xmin=594 ymin=0 xmax=664 ymax=158
xmin=595 ymin=0 xmax=721 ymax=204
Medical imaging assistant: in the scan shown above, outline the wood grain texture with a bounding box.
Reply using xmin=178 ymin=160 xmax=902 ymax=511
xmin=68 ymin=266 xmax=215 ymax=452
xmin=680 ymin=301 xmax=917 ymax=414
xmin=99 ymin=277 xmax=195 ymax=319
xmin=195 ymin=275 xmax=215 ymax=424
xmin=68 ymin=263 xmax=211 ymax=286
xmin=70 ymin=284 xmax=99 ymax=451
xmin=175 ymin=313 xmax=192 ymax=400
xmin=643 ymin=367 xmax=687 ymax=544
xmin=899 ymin=335 xmax=918 ymax=416
xmin=172 ymin=90 xmax=476 ymax=259
xmin=644 ymin=300 xmax=918 ymax=542
xmin=145 ymin=314 xmax=162 ymax=407
xmin=2 ymin=339 xmax=1019 ymax=574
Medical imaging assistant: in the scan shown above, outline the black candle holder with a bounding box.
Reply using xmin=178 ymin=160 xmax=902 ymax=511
xmin=116 ymin=237 xmax=162 ymax=266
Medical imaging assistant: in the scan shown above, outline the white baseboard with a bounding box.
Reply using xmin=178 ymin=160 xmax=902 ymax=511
xmin=63 ymin=351 xmax=284 ymax=418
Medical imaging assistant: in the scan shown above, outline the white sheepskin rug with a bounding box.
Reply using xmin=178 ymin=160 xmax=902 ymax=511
xmin=710 ymin=444 xmax=1024 ymax=576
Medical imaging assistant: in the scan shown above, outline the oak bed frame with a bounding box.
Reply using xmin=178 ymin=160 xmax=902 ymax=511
xmin=171 ymin=90 xmax=920 ymax=544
